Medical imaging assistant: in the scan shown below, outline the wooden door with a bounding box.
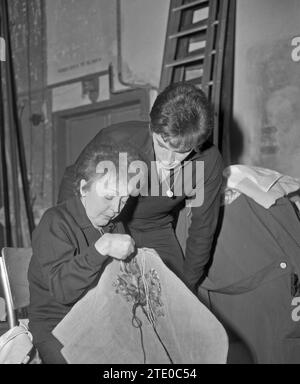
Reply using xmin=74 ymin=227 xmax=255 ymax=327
xmin=53 ymin=90 xmax=149 ymax=202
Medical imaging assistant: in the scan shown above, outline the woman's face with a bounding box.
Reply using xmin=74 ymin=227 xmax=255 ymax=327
xmin=80 ymin=176 xmax=132 ymax=229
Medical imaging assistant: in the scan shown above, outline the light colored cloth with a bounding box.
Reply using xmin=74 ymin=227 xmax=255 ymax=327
xmin=0 ymin=323 xmax=33 ymax=364
xmin=223 ymin=165 xmax=300 ymax=208
xmin=53 ymin=248 xmax=228 ymax=364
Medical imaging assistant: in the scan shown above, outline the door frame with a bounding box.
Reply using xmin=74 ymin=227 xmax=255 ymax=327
xmin=52 ymin=88 xmax=150 ymax=203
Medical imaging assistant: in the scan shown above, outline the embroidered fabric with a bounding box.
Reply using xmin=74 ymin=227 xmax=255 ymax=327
xmin=53 ymin=248 xmax=228 ymax=364
xmin=114 ymin=257 xmax=172 ymax=363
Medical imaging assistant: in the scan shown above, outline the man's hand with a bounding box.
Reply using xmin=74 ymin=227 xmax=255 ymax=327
xmin=95 ymin=233 xmax=135 ymax=260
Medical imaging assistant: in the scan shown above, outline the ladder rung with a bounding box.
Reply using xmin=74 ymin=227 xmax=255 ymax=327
xmin=165 ymin=54 xmax=205 ymax=68
xmin=172 ymin=0 xmax=209 ymax=12
xmin=169 ymin=24 xmax=207 ymax=39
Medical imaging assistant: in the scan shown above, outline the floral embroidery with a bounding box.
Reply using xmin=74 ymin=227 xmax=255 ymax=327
xmin=113 ymin=257 xmax=164 ymax=325
xmin=112 ymin=254 xmax=173 ymax=364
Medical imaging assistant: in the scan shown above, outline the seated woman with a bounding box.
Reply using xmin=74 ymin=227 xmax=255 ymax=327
xmin=28 ymin=142 xmax=228 ymax=364
xmin=28 ymin=143 xmax=142 ymax=364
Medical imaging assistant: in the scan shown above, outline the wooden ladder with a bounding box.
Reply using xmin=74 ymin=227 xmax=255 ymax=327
xmin=160 ymin=0 xmax=230 ymax=147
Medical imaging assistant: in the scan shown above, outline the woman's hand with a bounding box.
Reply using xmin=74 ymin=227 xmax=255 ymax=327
xmin=95 ymin=233 xmax=135 ymax=260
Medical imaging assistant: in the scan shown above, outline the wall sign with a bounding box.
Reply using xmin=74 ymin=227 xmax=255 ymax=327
xmin=46 ymin=0 xmax=117 ymax=85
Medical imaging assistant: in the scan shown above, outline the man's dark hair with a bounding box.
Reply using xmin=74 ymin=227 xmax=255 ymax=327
xmin=150 ymin=82 xmax=213 ymax=151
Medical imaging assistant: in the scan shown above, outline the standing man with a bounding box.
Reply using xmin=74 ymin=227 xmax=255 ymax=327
xmin=58 ymin=83 xmax=224 ymax=293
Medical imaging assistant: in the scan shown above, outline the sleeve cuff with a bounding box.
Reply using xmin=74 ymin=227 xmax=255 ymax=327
xmin=85 ymin=244 xmax=109 ymax=268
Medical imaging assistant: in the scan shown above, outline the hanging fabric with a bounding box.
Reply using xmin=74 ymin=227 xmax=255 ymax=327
xmin=0 ymin=0 xmax=35 ymax=245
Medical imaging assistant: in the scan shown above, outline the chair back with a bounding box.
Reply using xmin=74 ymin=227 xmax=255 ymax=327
xmin=0 ymin=248 xmax=32 ymax=328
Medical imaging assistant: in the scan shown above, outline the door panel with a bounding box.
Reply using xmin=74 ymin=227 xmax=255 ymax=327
xmin=54 ymin=92 xmax=148 ymax=203
xmin=66 ymin=113 xmax=108 ymax=166
xmin=108 ymin=104 xmax=142 ymax=126
xmin=65 ymin=103 xmax=143 ymax=166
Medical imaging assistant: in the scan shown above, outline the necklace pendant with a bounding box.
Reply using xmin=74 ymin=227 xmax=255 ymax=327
xmin=166 ymin=189 xmax=173 ymax=198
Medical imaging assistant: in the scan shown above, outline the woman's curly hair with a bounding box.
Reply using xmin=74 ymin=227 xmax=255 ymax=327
xmin=74 ymin=140 xmax=142 ymax=195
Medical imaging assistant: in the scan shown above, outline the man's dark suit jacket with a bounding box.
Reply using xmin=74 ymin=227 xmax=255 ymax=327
xmin=58 ymin=120 xmax=224 ymax=291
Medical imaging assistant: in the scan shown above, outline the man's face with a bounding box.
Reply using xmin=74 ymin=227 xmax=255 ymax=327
xmin=152 ymin=132 xmax=193 ymax=169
